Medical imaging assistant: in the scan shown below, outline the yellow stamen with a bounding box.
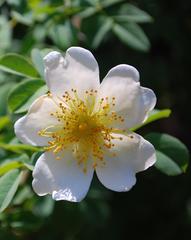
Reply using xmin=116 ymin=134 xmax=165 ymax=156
xmin=39 ymin=89 xmax=127 ymax=171
xmin=78 ymin=123 xmax=88 ymax=131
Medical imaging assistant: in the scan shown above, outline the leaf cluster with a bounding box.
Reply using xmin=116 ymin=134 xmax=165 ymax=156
xmin=0 ymin=0 xmax=153 ymax=54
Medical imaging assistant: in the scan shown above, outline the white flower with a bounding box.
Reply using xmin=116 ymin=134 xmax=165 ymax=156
xmin=14 ymin=47 xmax=156 ymax=202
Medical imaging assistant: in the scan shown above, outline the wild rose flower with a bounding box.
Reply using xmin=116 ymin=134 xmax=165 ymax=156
xmin=14 ymin=47 xmax=156 ymax=202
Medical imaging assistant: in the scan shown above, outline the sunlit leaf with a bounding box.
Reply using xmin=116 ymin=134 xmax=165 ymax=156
xmin=0 ymin=16 xmax=12 ymax=51
xmin=0 ymin=154 xmax=30 ymax=175
xmin=0 ymin=54 xmax=39 ymax=78
xmin=0 ymin=143 xmax=41 ymax=153
xmin=7 ymin=0 xmax=20 ymax=6
xmin=33 ymin=24 xmax=46 ymax=42
xmin=78 ymin=0 xmax=123 ymax=18
xmin=132 ymin=109 xmax=171 ymax=131
xmin=8 ymin=79 xmax=46 ymax=113
xmin=115 ymin=3 xmax=153 ymax=23
xmin=16 ymin=85 xmax=48 ymax=113
xmin=113 ymin=23 xmax=150 ymax=51
xmin=0 ymin=161 xmax=23 ymax=176
xmin=0 ymin=116 xmax=10 ymax=131
xmin=23 ymin=163 xmax=34 ymax=171
xmin=145 ymin=133 xmax=189 ymax=176
xmin=11 ymin=11 xmax=33 ymax=26
xmin=0 ymin=169 xmax=22 ymax=212
xmin=48 ymin=21 xmax=78 ymax=50
xmin=77 ymin=7 xmax=97 ymax=18
xmin=92 ymin=17 xmax=113 ymax=48
xmin=31 ymin=48 xmax=45 ymax=79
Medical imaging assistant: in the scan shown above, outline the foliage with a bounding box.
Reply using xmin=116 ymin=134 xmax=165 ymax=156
xmin=0 ymin=0 xmax=153 ymax=54
xmin=0 ymin=0 xmax=190 ymax=239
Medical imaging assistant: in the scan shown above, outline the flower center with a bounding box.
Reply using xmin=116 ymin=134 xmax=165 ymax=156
xmin=78 ymin=122 xmax=88 ymax=131
xmin=38 ymin=89 xmax=125 ymax=172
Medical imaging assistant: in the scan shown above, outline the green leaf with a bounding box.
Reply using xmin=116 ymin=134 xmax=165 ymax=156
xmin=113 ymin=23 xmax=150 ymax=51
xmin=23 ymin=163 xmax=34 ymax=171
xmin=11 ymin=11 xmax=33 ymax=26
xmin=13 ymin=186 xmax=33 ymax=205
xmin=0 ymin=143 xmax=41 ymax=153
xmin=85 ymin=0 xmax=99 ymax=6
xmin=0 ymin=0 xmax=5 ymax=7
xmin=16 ymin=85 xmax=48 ymax=113
xmin=0 ymin=16 xmax=12 ymax=51
xmin=115 ymin=3 xmax=153 ymax=23
xmin=0 ymin=116 xmax=10 ymax=131
xmin=92 ymin=18 xmax=113 ymax=48
xmin=0 ymin=161 xmax=23 ymax=176
xmin=131 ymin=109 xmax=171 ymax=131
xmin=155 ymin=151 xmax=182 ymax=175
xmin=77 ymin=7 xmax=97 ymax=18
xmin=0 ymin=54 xmax=39 ymax=78
xmin=8 ymin=79 xmax=46 ymax=113
xmin=0 ymin=154 xmax=29 ymax=175
xmin=0 ymin=169 xmax=22 ymax=212
xmin=48 ymin=21 xmax=77 ymax=50
xmin=7 ymin=0 xmax=20 ymax=6
xmin=33 ymin=196 xmax=55 ymax=217
xmin=40 ymin=48 xmax=54 ymax=57
xmin=145 ymin=133 xmax=189 ymax=176
xmin=78 ymin=0 xmax=124 ymax=18
xmin=31 ymin=48 xmax=45 ymax=79
xmin=0 ymin=82 xmax=15 ymax=116
xmin=33 ymin=24 xmax=46 ymax=42
xmin=102 ymin=0 xmax=124 ymax=8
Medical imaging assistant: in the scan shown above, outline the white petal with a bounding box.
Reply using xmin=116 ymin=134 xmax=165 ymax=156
xmin=44 ymin=47 xmax=100 ymax=98
xmin=96 ymin=133 xmax=156 ymax=192
xmin=32 ymin=152 xmax=94 ymax=202
xmin=14 ymin=95 xmax=59 ymax=146
xmin=97 ymin=163 xmax=136 ymax=192
xmin=139 ymin=87 xmax=157 ymax=122
xmin=97 ymin=65 xmax=156 ymax=128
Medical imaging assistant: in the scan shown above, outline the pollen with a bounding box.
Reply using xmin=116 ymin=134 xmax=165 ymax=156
xmin=78 ymin=123 xmax=88 ymax=131
xmin=38 ymin=89 xmax=126 ymax=171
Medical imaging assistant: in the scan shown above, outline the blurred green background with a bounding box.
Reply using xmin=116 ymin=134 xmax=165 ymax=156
xmin=0 ymin=0 xmax=190 ymax=239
